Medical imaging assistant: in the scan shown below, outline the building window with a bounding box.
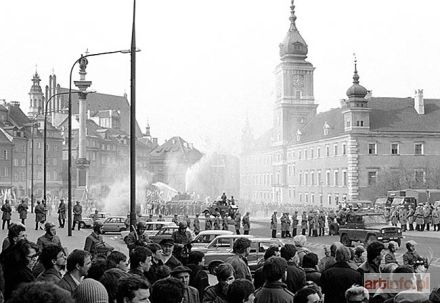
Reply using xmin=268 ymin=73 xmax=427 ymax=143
xmin=326 ymin=145 xmax=330 ymax=157
xmin=311 ymin=172 xmax=315 ymax=185
xmin=299 ymin=193 xmax=303 ymax=203
xmin=342 ymin=144 xmax=347 ymax=155
xmin=317 ymin=171 xmax=322 ymax=185
xmin=304 ymin=150 xmax=308 ymax=159
xmin=334 ymin=171 xmax=339 ymax=186
xmin=3 ymin=150 xmax=8 ymax=160
xmin=305 ymin=172 xmax=308 ymax=186
xmin=13 ymin=159 xmax=18 ymax=166
xmin=415 ymin=170 xmax=425 ymax=183
xmin=334 ymin=145 xmax=338 ymax=156
xmin=299 ymin=173 xmax=302 ymax=186
xmin=415 ymin=143 xmax=424 ymax=155
xmin=305 ymin=193 xmax=309 ymax=204
xmin=299 ymin=151 xmax=302 ymax=160
xmin=368 ymin=171 xmax=377 ymax=186
xmin=343 ymin=171 xmax=347 ymax=186
xmin=368 ymin=143 xmax=377 ymax=155
xmin=310 ymin=149 xmax=314 ymax=159
xmin=391 ymin=143 xmax=399 ymax=155
xmin=326 ymin=171 xmax=331 ymax=186
xmin=328 ymin=195 xmax=332 ymax=205
xmin=317 ymin=147 xmax=321 ymax=158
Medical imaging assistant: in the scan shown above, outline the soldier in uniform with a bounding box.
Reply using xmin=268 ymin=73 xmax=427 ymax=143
xmin=172 ymin=214 xmax=179 ymax=225
xmin=37 ymin=222 xmax=62 ymax=251
xmin=432 ymin=206 xmax=440 ymax=231
xmin=234 ymin=211 xmax=241 ymax=234
xmin=205 ymin=213 xmax=212 ymax=231
xmin=301 ymin=211 xmax=308 ymax=235
xmin=390 ymin=208 xmax=399 ymax=227
xmin=57 ymin=199 xmax=66 ymax=228
xmin=292 ymin=210 xmax=299 ymax=237
xmin=213 ymin=214 xmax=221 ymax=230
xmin=403 ymin=240 xmax=427 ymax=269
xmin=280 ymin=213 xmax=287 ymax=238
xmin=415 ymin=206 xmax=424 ymax=231
xmin=125 ymin=221 xmax=150 ymax=252
xmin=221 ymin=214 xmax=229 ymax=230
xmin=271 ymin=211 xmax=278 ymax=238
xmin=172 ymin=221 xmax=193 ymax=265
xmin=423 ymin=205 xmax=432 ymax=231
xmin=242 ymin=212 xmax=250 ymax=235
xmin=1 ymin=200 xmax=12 ymax=230
xmin=318 ymin=211 xmax=326 ymax=237
xmin=72 ymin=201 xmax=82 ymax=231
xmin=285 ymin=212 xmax=291 ymax=237
xmin=407 ymin=207 xmax=415 ymax=231
xmin=193 ymin=213 xmax=200 ymax=235
xmin=307 ymin=211 xmax=314 ymax=237
xmin=17 ymin=199 xmax=28 ymax=225
xmin=34 ymin=200 xmax=45 ymax=230
xmin=84 ymin=221 xmax=114 ymax=259
xmin=399 ymin=207 xmax=408 ymax=232
xmin=184 ymin=214 xmax=191 ymax=229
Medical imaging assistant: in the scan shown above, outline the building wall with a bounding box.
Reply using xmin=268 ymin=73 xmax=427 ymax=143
xmin=0 ymin=142 xmax=13 ymax=188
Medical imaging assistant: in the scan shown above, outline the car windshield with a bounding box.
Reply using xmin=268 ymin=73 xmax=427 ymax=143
xmin=363 ymin=215 xmax=387 ymax=225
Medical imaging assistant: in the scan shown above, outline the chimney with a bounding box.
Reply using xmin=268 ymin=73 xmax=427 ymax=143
xmin=414 ymin=89 xmax=424 ymax=115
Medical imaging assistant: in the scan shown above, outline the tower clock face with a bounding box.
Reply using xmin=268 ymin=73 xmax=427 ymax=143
xmin=292 ymin=74 xmax=304 ymax=88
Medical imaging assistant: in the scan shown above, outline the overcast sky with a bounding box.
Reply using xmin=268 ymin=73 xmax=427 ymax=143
xmin=1 ymin=0 xmax=440 ymax=153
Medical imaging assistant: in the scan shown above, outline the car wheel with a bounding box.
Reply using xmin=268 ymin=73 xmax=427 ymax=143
xmin=208 ymin=261 xmax=222 ymax=275
xmin=79 ymin=222 xmax=85 ymax=229
xmin=341 ymin=234 xmax=352 ymax=247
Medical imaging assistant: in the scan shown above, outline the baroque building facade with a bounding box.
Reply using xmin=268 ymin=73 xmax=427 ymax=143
xmin=240 ymin=2 xmax=440 ymax=208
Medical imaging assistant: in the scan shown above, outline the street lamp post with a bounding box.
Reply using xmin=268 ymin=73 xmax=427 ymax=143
xmin=67 ymin=50 xmax=131 ymax=236
xmin=130 ymin=0 xmax=137 ymax=230
xmin=28 ymin=122 xmax=38 ymax=213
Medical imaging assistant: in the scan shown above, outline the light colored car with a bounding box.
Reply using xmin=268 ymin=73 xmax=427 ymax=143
xmin=120 ymin=221 xmax=176 ymax=242
xmin=102 ymin=216 xmax=128 ymax=233
xmin=192 ymin=235 xmax=283 ymax=274
xmin=191 ymin=230 xmax=234 ymax=247
xmin=80 ymin=212 xmax=107 ymax=228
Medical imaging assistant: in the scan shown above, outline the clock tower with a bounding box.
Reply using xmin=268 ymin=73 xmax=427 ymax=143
xmin=273 ymin=0 xmax=317 ymax=145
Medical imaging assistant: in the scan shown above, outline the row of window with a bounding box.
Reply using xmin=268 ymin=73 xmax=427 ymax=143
xmin=298 ymin=170 xmax=348 ymax=187
xmin=367 ymin=143 xmax=424 ymax=155
xmin=298 ymin=192 xmax=342 ymax=206
xmin=286 ymin=143 xmax=348 ymax=162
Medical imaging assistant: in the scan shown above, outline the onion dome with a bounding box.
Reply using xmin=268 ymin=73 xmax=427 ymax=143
xmin=279 ymin=0 xmax=308 ymax=59
xmin=30 ymin=71 xmax=43 ymax=94
xmin=346 ymin=59 xmax=368 ymax=98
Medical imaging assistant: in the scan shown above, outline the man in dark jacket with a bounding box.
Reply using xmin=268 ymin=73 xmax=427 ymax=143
xmin=302 ymin=252 xmax=321 ymax=285
xmin=254 ymin=256 xmax=294 ymax=303
xmin=37 ymin=222 xmax=62 ymax=251
xmin=57 ymin=249 xmax=91 ymax=294
xmin=187 ymin=251 xmax=209 ymax=301
xmin=254 ymin=246 xmax=280 ymax=289
xmin=280 ymin=244 xmax=306 ymax=294
xmin=357 ymin=241 xmax=385 ymax=285
xmin=72 ymin=201 xmax=82 ymax=231
xmin=17 ymin=199 xmax=28 ymax=225
xmin=320 ymin=245 xmax=362 ymax=303
xmin=1 ymin=200 xmax=12 ymax=230
xmin=171 ymin=266 xmax=200 ymax=303
xmin=36 ymin=244 xmax=65 ymax=283
xmin=84 ymin=221 xmax=114 ymax=259
xmin=57 ymin=199 xmax=66 ymax=228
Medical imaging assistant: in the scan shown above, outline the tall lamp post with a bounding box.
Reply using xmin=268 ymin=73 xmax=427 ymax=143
xmin=67 ymin=50 xmax=131 ymax=236
xmin=130 ymin=0 xmax=137 ymax=230
xmin=27 ymin=122 xmax=38 ymax=213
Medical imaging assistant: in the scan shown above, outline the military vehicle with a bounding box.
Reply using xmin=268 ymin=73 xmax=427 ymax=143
xmin=203 ymin=199 xmax=239 ymax=220
xmin=339 ymin=211 xmax=403 ymax=247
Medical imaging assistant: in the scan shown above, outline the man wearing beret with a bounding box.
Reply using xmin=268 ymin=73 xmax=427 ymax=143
xmin=171 ymin=265 xmax=200 ymax=303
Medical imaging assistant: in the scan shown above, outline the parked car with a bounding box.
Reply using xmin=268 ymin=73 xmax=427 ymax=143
xmin=192 ymin=235 xmax=283 ymax=274
xmin=102 ymin=216 xmax=128 ymax=233
xmin=80 ymin=212 xmax=107 ymax=228
xmin=149 ymin=226 xmax=196 ymax=244
xmin=191 ymin=230 xmax=234 ymax=248
xmin=120 ymin=221 xmax=176 ymax=242
xmin=339 ymin=211 xmax=403 ymax=247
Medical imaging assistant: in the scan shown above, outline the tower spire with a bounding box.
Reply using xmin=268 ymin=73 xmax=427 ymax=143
xmin=352 ymin=53 xmax=360 ymax=84
xmin=289 ymin=0 xmax=297 ymax=31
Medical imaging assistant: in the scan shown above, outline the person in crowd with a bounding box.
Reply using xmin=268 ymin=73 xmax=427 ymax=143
xmin=116 ymin=275 xmax=150 ymax=303
xmin=384 ymin=241 xmax=398 ymax=264
xmin=226 ymin=279 xmax=255 ymax=303
xmin=171 ymin=265 xmax=200 ymax=303
xmin=403 ymin=240 xmax=426 ymax=268
xmin=193 ymin=214 xmax=200 ymax=235
xmin=187 ymin=251 xmax=209 ymax=301
xmin=347 ymin=248 xmax=359 ymax=270
xmin=271 ymin=211 xmax=278 ymax=238
xmin=353 ymin=245 xmax=366 ymax=266
xmin=37 ymin=222 xmax=62 ymax=251
xmin=318 ymin=244 xmax=336 ymax=272
xmin=156 ymin=265 xmax=172 ymax=280
xmin=225 ymin=237 xmax=252 ymax=281
xmin=345 ymin=285 xmax=369 ymax=303
xmin=320 ymin=245 xmax=362 ymax=303
xmin=280 ymin=244 xmax=306 ymax=294
xmin=185 ymin=214 xmax=191 ymax=229
xmin=1 ymin=199 xmax=12 ymax=230
xmin=125 ymin=221 xmax=150 ymax=252
xmin=145 ymin=243 xmax=164 ymax=283
xmin=17 ymin=199 xmax=28 ymax=225
xmin=301 ymin=211 xmax=308 ymax=235
xmin=1 ymin=222 xmax=26 ymax=251
xmin=242 ymin=212 xmax=250 ymax=235
xmin=58 ymin=199 xmax=66 ymax=228
xmin=292 ymin=211 xmax=299 ymax=237
xmin=100 ymin=268 xmax=131 ymax=302
xmin=203 ymin=263 xmax=235 ymax=303
xmin=3 ymin=239 xmax=38 ymax=299
xmin=7 ymin=281 xmax=73 ymax=303
xmin=293 ymin=235 xmax=310 ymax=266
xmin=407 ymin=206 xmax=415 ymax=231
xmin=36 ymin=244 xmax=66 ymax=283
xmin=399 ymin=207 xmax=408 ymax=232
xmin=423 ymin=204 xmax=432 ymax=231
xmin=84 ymin=221 xmax=114 ymax=259
xmin=234 ymin=211 xmax=241 ymax=235
xmin=129 ymin=246 xmax=153 ymax=284
xmin=73 ymin=278 xmax=109 ymax=303
xmin=106 ymin=250 xmax=128 ymax=272
xmin=159 ymin=238 xmax=182 ymax=269
xmin=221 ymin=214 xmax=229 ymax=231
xmin=72 ymin=201 xmax=82 ymax=231
xmin=172 ymin=214 xmax=179 ymax=225
xmin=150 ymin=277 xmax=185 ymax=303
xmin=172 ymin=221 xmax=193 ymax=264
xmin=57 ymin=249 xmax=92 ymax=294
xmin=415 ymin=206 xmax=424 ymax=231
xmin=318 ymin=211 xmax=326 ymax=237
xmin=34 ymin=200 xmax=45 ymax=230
xmin=213 ymin=214 xmax=221 ymax=230
xmin=302 ymin=252 xmax=321 ymax=286
xmin=254 ymin=246 xmax=280 ymax=290
xmin=294 ymin=286 xmax=321 ymax=303
xmin=254 ymin=256 xmax=294 ymax=303
xmin=205 ymin=213 xmax=212 ymax=231
xmin=432 ymin=206 xmax=440 ymax=231
xmin=357 ymin=241 xmax=385 ymax=280
xmin=87 ymin=256 xmax=109 ymax=281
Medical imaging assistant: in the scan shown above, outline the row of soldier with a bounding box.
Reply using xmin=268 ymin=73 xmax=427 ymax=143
xmin=385 ymin=204 xmax=440 ymax=231
xmin=270 ymin=210 xmax=333 ymax=238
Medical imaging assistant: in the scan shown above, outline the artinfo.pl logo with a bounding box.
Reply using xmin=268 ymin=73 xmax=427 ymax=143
xmin=364 ymin=273 xmax=430 ymax=294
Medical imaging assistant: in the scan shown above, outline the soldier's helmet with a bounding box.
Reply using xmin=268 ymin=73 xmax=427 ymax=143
xmin=93 ymin=221 xmax=104 ymax=232
xmin=178 ymin=221 xmax=187 ymax=229
xmin=44 ymin=222 xmax=56 ymax=232
xmin=137 ymin=221 xmax=147 ymax=230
